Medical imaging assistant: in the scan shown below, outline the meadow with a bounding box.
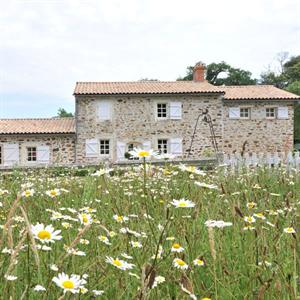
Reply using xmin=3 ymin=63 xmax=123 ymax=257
xmin=0 ymin=161 xmax=299 ymax=299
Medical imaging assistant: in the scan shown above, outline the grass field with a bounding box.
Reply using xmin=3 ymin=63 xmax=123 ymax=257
xmin=0 ymin=162 xmax=299 ymax=299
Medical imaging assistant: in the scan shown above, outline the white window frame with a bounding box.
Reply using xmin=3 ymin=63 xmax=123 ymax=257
xmin=265 ymin=107 xmax=276 ymax=119
xmin=157 ymin=139 xmax=168 ymax=154
xmin=239 ymin=107 xmax=251 ymax=119
xmin=27 ymin=146 xmax=37 ymax=163
xmin=99 ymin=139 xmax=110 ymax=156
xmin=156 ymin=103 xmax=168 ymax=119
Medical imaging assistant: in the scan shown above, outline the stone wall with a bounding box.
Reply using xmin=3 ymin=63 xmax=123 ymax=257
xmin=75 ymin=94 xmax=223 ymax=164
xmin=0 ymin=134 xmax=75 ymax=167
xmin=222 ymin=101 xmax=294 ymax=153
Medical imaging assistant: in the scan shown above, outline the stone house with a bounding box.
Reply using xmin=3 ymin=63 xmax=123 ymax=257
xmin=0 ymin=62 xmax=299 ymax=167
xmin=0 ymin=118 xmax=75 ymax=167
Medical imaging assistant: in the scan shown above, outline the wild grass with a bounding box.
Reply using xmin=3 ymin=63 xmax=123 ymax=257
xmin=0 ymin=164 xmax=299 ymax=299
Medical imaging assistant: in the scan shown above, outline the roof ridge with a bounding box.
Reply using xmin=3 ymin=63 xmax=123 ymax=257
xmin=75 ymin=81 xmax=211 ymax=84
xmin=223 ymin=85 xmax=274 ymax=88
xmin=0 ymin=117 xmax=75 ymax=121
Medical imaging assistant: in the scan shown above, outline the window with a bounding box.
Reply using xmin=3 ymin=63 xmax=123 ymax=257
xmin=27 ymin=147 xmax=37 ymax=162
xmin=158 ymin=139 xmax=168 ymax=154
xmin=240 ymin=108 xmax=250 ymax=119
xmin=0 ymin=145 xmax=2 ymax=164
xmin=266 ymin=107 xmax=276 ymax=119
xmin=157 ymin=103 xmax=167 ymax=118
xmin=100 ymin=140 xmax=110 ymax=155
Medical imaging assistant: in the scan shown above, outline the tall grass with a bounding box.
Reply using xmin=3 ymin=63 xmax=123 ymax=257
xmin=0 ymin=164 xmax=298 ymax=299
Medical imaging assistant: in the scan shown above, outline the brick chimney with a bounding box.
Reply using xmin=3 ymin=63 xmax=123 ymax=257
xmin=193 ymin=62 xmax=206 ymax=82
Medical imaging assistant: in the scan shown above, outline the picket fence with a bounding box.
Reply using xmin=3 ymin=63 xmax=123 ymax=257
xmin=222 ymin=151 xmax=300 ymax=170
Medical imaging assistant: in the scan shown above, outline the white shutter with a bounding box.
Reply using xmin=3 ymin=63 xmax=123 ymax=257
xmin=85 ymin=139 xmax=99 ymax=157
xmin=37 ymin=146 xmax=50 ymax=163
xmin=142 ymin=140 xmax=151 ymax=151
xmin=3 ymin=143 xmax=19 ymax=166
xmin=116 ymin=141 xmax=126 ymax=161
xmin=277 ymin=106 xmax=288 ymax=119
xmin=170 ymin=138 xmax=183 ymax=156
xmin=98 ymin=101 xmax=112 ymax=120
xmin=170 ymin=102 xmax=182 ymax=119
xmin=229 ymin=107 xmax=240 ymax=119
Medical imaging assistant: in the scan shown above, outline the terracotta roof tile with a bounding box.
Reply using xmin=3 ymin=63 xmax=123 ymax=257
xmin=0 ymin=118 xmax=75 ymax=135
xmin=74 ymin=81 xmax=224 ymax=95
xmin=222 ymin=85 xmax=299 ymax=100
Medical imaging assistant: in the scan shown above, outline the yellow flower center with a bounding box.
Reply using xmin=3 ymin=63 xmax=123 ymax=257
xmin=138 ymin=151 xmax=149 ymax=157
xmin=172 ymin=243 xmax=181 ymax=249
xmin=50 ymin=191 xmax=57 ymax=196
xmin=286 ymin=228 xmax=293 ymax=233
xmin=62 ymin=280 xmax=75 ymax=289
xmin=175 ymin=259 xmax=186 ymax=266
xmin=117 ymin=216 xmax=123 ymax=222
xmin=25 ymin=191 xmax=31 ymax=197
xmin=178 ymin=202 xmax=187 ymax=207
xmin=113 ymin=259 xmax=123 ymax=267
xmin=196 ymin=259 xmax=204 ymax=265
xmin=82 ymin=214 xmax=88 ymax=223
xmin=37 ymin=230 xmax=51 ymax=240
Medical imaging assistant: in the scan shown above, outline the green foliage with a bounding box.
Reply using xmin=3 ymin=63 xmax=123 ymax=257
xmin=177 ymin=61 xmax=257 ymax=85
xmin=57 ymin=108 xmax=74 ymax=117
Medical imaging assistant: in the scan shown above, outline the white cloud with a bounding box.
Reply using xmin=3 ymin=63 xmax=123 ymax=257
xmin=0 ymin=0 xmax=299 ymax=117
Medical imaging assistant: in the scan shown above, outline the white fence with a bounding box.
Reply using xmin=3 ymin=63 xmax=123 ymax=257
xmin=222 ymin=151 xmax=300 ymax=169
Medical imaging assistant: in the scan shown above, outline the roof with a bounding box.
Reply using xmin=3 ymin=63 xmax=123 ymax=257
xmin=74 ymin=81 xmax=224 ymax=95
xmin=222 ymin=85 xmax=299 ymax=100
xmin=0 ymin=118 xmax=75 ymax=135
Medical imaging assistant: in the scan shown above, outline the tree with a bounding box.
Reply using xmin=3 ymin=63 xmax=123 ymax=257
xmin=57 ymin=108 xmax=74 ymax=117
xmin=177 ymin=61 xmax=256 ymax=85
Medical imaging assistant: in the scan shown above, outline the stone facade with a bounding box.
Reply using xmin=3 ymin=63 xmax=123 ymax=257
xmin=75 ymin=94 xmax=295 ymax=164
xmin=0 ymin=134 xmax=75 ymax=167
xmin=222 ymin=101 xmax=294 ymax=153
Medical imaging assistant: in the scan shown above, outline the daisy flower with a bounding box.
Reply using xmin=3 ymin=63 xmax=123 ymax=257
xmin=246 ymin=202 xmax=257 ymax=209
xmin=284 ymin=227 xmax=296 ymax=234
xmin=171 ymin=243 xmax=184 ymax=253
xmin=152 ymin=276 xmax=165 ymax=288
xmin=244 ymin=216 xmax=256 ymax=224
xmin=31 ymin=223 xmax=62 ymax=244
xmin=4 ymin=275 xmax=18 ymax=281
xmin=170 ymin=199 xmax=195 ymax=208
xmin=173 ymin=258 xmax=188 ymax=270
xmin=46 ymin=189 xmax=61 ymax=198
xmin=113 ymin=215 xmax=129 ymax=223
xmin=52 ymin=273 xmax=86 ymax=294
xmin=193 ymin=258 xmax=205 ymax=266
xmin=21 ymin=189 xmax=34 ymax=198
xmin=105 ymin=256 xmax=135 ymax=270
xmin=78 ymin=213 xmax=92 ymax=225
xmin=179 ymin=164 xmax=206 ymax=175
xmin=33 ymin=285 xmax=46 ymax=292
xmin=205 ymin=220 xmax=233 ymax=228
xmin=254 ymin=213 xmax=266 ymax=220
xmin=98 ymin=235 xmax=111 ymax=245
xmin=129 ymin=241 xmax=142 ymax=248
xmin=129 ymin=148 xmax=157 ymax=159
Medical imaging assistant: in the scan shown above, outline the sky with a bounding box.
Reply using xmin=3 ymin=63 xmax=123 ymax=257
xmin=0 ymin=0 xmax=299 ymax=118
